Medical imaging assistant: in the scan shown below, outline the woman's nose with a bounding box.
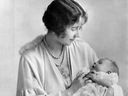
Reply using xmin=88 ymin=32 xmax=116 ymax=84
xmin=73 ymin=32 xmax=79 ymax=39
xmin=75 ymin=32 xmax=79 ymax=37
xmin=74 ymin=30 xmax=79 ymax=37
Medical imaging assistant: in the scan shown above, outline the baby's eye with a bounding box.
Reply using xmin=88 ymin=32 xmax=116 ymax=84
xmin=107 ymin=71 xmax=111 ymax=74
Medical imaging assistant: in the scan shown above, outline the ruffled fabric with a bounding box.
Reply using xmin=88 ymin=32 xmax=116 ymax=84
xmin=95 ymin=72 xmax=118 ymax=85
xmin=112 ymin=84 xmax=124 ymax=96
xmin=17 ymin=88 xmax=48 ymax=96
xmin=73 ymin=71 xmax=124 ymax=96
xmin=19 ymin=35 xmax=44 ymax=55
xmin=73 ymin=83 xmax=107 ymax=96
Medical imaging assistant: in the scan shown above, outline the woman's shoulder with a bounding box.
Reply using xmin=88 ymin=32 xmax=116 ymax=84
xmin=19 ymin=35 xmax=46 ymax=70
xmin=19 ymin=35 xmax=44 ymax=57
xmin=70 ymin=38 xmax=97 ymax=57
xmin=71 ymin=38 xmax=92 ymax=49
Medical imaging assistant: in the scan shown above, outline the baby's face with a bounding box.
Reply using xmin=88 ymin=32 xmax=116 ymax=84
xmin=91 ymin=59 xmax=112 ymax=74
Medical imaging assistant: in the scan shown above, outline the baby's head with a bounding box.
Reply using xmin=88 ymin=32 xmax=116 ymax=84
xmin=91 ymin=58 xmax=119 ymax=75
xmin=89 ymin=58 xmax=119 ymax=85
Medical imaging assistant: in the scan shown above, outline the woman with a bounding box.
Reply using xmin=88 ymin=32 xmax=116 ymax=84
xmin=16 ymin=0 xmax=98 ymax=96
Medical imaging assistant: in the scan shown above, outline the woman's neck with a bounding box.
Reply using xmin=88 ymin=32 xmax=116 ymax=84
xmin=45 ymin=32 xmax=63 ymax=55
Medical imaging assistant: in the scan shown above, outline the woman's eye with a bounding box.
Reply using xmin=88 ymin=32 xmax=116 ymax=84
xmin=71 ymin=27 xmax=78 ymax=31
xmin=71 ymin=26 xmax=82 ymax=31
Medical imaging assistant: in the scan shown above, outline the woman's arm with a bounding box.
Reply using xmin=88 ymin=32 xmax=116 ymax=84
xmin=61 ymin=72 xmax=89 ymax=96
xmin=16 ymin=56 xmax=48 ymax=96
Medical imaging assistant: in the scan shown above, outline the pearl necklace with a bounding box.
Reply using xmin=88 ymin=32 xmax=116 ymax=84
xmin=43 ymin=36 xmax=64 ymax=59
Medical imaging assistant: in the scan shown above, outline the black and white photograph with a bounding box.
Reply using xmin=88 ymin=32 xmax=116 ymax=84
xmin=0 ymin=0 xmax=127 ymax=96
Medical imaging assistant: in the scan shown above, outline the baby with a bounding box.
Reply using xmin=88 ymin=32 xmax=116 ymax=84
xmin=73 ymin=58 xmax=124 ymax=96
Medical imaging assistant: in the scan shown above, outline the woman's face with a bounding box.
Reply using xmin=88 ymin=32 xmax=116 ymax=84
xmin=57 ymin=17 xmax=85 ymax=45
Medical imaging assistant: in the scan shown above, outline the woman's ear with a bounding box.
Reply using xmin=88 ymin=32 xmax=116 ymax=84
xmin=59 ymin=33 xmax=66 ymax=38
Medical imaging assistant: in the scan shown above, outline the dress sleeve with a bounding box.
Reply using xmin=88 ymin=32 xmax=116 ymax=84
xmin=84 ymin=43 xmax=98 ymax=69
xmin=87 ymin=44 xmax=98 ymax=63
xmin=16 ymin=55 xmax=48 ymax=96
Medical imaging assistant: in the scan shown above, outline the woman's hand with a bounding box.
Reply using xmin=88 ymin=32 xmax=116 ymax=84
xmin=66 ymin=73 xmax=89 ymax=95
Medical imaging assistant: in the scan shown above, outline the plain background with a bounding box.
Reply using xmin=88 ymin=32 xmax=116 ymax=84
xmin=0 ymin=0 xmax=127 ymax=96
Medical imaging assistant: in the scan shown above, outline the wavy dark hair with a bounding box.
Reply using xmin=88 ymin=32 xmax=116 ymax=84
xmin=42 ymin=0 xmax=88 ymax=36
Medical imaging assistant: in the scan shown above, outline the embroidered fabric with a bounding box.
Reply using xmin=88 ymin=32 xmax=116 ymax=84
xmin=73 ymin=71 xmax=119 ymax=96
xmin=95 ymin=72 xmax=118 ymax=85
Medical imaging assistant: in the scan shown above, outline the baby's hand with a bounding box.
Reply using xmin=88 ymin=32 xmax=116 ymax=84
xmin=83 ymin=70 xmax=96 ymax=80
xmin=76 ymin=70 xmax=93 ymax=86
